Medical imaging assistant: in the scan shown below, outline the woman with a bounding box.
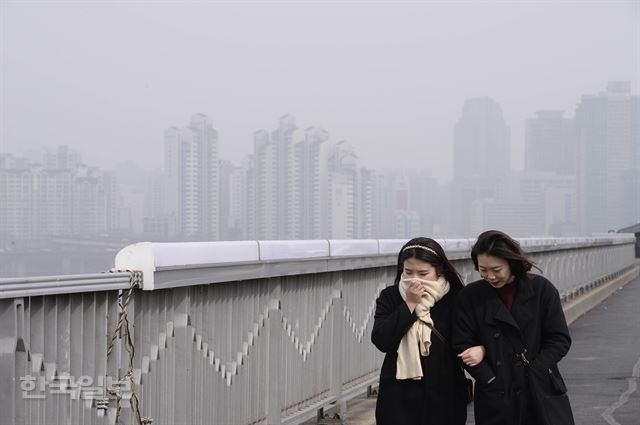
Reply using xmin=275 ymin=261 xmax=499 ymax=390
xmin=453 ymin=230 xmax=574 ymax=425
xmin=371 ymin=237 xmax=470 ymax=425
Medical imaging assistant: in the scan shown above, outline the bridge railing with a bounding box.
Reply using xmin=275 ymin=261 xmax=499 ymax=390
xmin=0 ymin=235 xmax=637 ymax=425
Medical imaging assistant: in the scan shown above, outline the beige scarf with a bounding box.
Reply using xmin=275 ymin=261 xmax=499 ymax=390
xmin=396 ymin=275 xmax=450 ymax=380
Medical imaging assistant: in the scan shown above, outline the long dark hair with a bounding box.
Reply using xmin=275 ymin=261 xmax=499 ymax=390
xmin=470 ymin=230 xmax=540 ymax=281
xmin=394 ymin=237 xmax=464 ymax=290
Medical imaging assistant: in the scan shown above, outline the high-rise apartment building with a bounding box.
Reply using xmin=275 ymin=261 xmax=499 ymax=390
xmin=519 ymin=172 xmax=577 ymax=235
xmin=1 ymin=147 xmax=114 ymax=242
xmin=392 ymin=173 xmax=420 ymax=239
xmin=525 ymin=111 xmax=576 ymax=176
xmin=102 ymin=170 xmax=118 ymax=234
xmin=0 ymin=154 xmax=36 ymax=242
xmin=327 ymin=141 xmax=359 ymax=239
xmin=368 ymin=169 xmax=402 ymax=239
xmin=164 ymin=114 xmax=219 ymax=239
xmin=359 ymin=168 xmax=376 ymax=239
xmin=575 ymin=82 xmax=640 ymax=233
xmin=405 ymin=169 xmax=438 ymax=236
xmin=470 ymin=172 xmax=577 ymax=237
xmin=253 ymin=129 xmax=277 ymax=240
xmin=452 ymin=97 xmax=511 ymax=236
xmin=43 ymin=145 xmax=82 ymax=170
xmin=292 ymin=127 xmax=329 ymax=239
xmin=72 ymin=165 xmax=108 ymax=236
xmin=36 ymin=148 xmax=76 ymax=236
xmin=219 ymin=159 xmax=254 ymax=240
xmin=271 ymin=115 xmax=297 ymax=239
xmin=164 ymin=125 xmax=187 ymax=234
xmin=252 ymin=116 xmax=299 ymax=240
xmin=227 ymin=155 xmax=255 ymax=240
xmin=218 ymin=160 xmax=234 ymax=240
xmin=454 ymin=97 xmax=511 ymax=180
xmin=143 ymin=171 xmax=175 ymax=237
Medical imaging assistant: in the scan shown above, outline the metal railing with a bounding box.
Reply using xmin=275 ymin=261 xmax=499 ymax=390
xmin=0 ymin=235 xmax=637 ymax=425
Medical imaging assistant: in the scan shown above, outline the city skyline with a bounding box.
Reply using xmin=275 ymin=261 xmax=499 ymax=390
xmin=2 ymin=79 xmax=639 ymax=276
xmin=3 ymin=1 xmax=639 ymax=182
xmin=5 ymin=79 xmax=638 ymax=178
xmin=3 ymin=80 xmax=638 ymax=239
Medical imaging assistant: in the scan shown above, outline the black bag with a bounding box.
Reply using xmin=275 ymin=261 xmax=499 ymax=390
xmin=431 ymin=326 xmax=474 ymax=404
xmin=527 ymin=362 xmax=575 ymax=425
xmin=501 ymin=326 xmax=575 ymax=425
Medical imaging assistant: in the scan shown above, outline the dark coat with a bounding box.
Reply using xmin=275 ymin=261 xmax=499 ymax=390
xmin=371 ymin=284 xmax=468 ymax=425
xmin=452 ymin=274 xmax=572 ymax=425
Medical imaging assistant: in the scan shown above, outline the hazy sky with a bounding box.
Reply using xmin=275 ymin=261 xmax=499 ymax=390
xmin=2 ymin=1 xmax=639 ymax=182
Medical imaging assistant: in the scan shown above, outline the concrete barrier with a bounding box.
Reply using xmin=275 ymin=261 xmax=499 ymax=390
xmin=564 ymin=263 xmax=640 ymax=325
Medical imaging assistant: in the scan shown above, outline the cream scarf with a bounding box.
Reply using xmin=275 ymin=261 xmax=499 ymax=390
xmin=396 ymin=275 xmax=450 ymax=380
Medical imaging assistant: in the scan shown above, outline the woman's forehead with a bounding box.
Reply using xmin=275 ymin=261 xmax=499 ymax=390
xmin=403 ymin=257 xmax=435 ymax=269
xmin=477 ymin=253 xmax=508 ymax=267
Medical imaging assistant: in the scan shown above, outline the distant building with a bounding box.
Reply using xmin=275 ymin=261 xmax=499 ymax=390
xmin=470 ymin=172 xmax=577 ymax=237
xmin=359 ymin=168 xmax=377 ymax=238
xmin=143 ymin=170 xmax=174 ymax=237
xmin=327 ymin=141 xmax=359 ymax=239
xmin=392 ymin=174 xmax=420 ymax=239
xmin=164 ymin=114 xmax=219 ymax=239
xmin=219 ymin=158 xmax=255 ymax=241
xmin=0 ymin=147 xmax=114 ymax=244
xmin=0 ymin=154 xmax=36 ymax=241
xmin=228 ymin=155 xmax=255 ymax=240
xmin=42 ymin=145 xmax=82 ymax=170
xmin=575 ymin=82 xmax=640 ymax=233
xmin=249 ymin=116 xmax=299 ymax=239
xmin=452 ymin=97 xmax=511 ymax=236
xmin=293 ymin=127 xmax=329 ymax=239
xmin=525 ymin=110 xmax=576 ymax=176
xmin=142 ymin=215 xmax=176 ymax=237
xmin=253 ymin=128 xmax=278 ymax=240
xmin=405 ymin=168 xmax=439 ymax=236
xmin=71 ymin=165 xmax=109 ymax=236
xmin=271 ymin=115 xmax=298 ymax=239
xmin=519 ymin=172 xmax=577 ymax=236
xmin=471 ymin=198 xmax=541 ymax=237
xmin=454 ymin=97 xmax=511 ymax=180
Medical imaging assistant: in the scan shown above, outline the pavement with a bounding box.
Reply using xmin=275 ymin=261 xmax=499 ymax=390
xmin=321 ymin=274 xmax=640 ymax=425
xmin=561 ymin=275 xmax=640 ymax=425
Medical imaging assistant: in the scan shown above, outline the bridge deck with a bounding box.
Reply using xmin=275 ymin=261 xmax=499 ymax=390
xmin=563 ymin=274 xmax=640 ymax=425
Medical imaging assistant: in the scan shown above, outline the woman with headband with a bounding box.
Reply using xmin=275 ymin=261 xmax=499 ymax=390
xmin=372 ymin=237 xmax=474 ymax=425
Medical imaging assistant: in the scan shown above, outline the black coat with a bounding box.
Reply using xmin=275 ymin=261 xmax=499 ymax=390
xmin=452 ymin=274 xmax=572 ymax=425
xmin=371 ymin=284 xmax=468 ymax=425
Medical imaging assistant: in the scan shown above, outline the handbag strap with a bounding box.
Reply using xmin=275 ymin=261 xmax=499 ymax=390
xmin=431 ymin=326 xmax=468 ymax=362
xmin=500 ymin=324 xmax=530 ymax=367
xmin=431 ymin=326 xmax=450 ymax=351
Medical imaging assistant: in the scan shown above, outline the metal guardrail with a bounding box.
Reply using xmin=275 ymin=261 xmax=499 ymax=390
xmin=0 ymin=272 xmax=132 ymax=299
xmin=0 ymin=235 xmax=636 ymax=425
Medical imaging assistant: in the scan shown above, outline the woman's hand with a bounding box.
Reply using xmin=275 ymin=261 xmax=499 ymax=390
xmin=458 ymin=345 xmax=486 ymax=367
xmin=405 ymin=279 xmax=426 ymax=312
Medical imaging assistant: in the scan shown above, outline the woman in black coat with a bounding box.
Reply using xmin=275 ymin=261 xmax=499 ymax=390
xmin=453 ymin=230 xmax=575 ymax=425
xmin=371 ymin=237 xmax=471 ymax=425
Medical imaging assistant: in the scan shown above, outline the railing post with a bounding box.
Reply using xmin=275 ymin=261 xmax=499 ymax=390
xmin=266 ymin=297 xmax=282 ymax=425
xmin=0 ymin=299 xmax=17 ymax=425
xmin=15 ymin=299 xmax=28 ymax=425
xmin=105 ymin=291 xmax=119 ymax=424
xmin=173 ymin=287 xmax=193 ymax=425
xmin=330 ymin=282 xmax=346 ymax=418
